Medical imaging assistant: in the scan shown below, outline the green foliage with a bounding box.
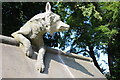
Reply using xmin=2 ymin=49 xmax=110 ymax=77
xmin=52 ymin=2 xmax=120 ymax=79
xmin=97 ymin=25 xmax=118 ymax=39
xmin=79 ymin=3 xmax=102 ymax=21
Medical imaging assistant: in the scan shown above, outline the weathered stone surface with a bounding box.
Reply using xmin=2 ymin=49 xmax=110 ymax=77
xmin=1 ymin=43 xmax=106 ymax=78
xmin=1 ymin=35 xmax=93 ymax=62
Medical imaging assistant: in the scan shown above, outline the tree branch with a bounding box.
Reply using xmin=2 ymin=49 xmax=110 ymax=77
xmin=76 ymin=49 xmax=90 ymax=54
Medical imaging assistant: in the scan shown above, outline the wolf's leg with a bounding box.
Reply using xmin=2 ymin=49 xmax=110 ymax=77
xmin=11 ymin=32 xmax=33 ymax=57
xmin=36 ymin=46 xmax=45 ymax=73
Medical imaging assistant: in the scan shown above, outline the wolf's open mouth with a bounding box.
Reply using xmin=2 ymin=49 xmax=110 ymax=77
xmin=60 ymin=26 xmax=69 ymax=29
xmin=59 ymin=27 xmax=69 ymax=31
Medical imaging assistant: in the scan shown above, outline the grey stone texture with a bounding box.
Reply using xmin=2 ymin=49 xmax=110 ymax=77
xmin=1 ymin=43 xmax=106 ymax=78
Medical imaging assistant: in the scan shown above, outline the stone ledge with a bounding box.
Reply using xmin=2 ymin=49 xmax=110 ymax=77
xmin=0 ymin=35 xmax=92 ymax=62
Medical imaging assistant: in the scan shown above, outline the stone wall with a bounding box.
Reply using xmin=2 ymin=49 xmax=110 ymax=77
xmin=0 ymin=35 xmax=106 ymax=78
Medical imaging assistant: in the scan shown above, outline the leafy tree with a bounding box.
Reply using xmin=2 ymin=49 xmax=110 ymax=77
xmin=99 ymin=2 xmax=120 ymax=80
xmin=52 ymin=2 xmax=120 ymax=80
xmin=52 ymin=2 xmax=104 ymax=73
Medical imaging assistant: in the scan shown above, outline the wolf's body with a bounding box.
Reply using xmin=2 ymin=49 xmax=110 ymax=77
xmin=11 ymin=2 xmax=69 ymax=73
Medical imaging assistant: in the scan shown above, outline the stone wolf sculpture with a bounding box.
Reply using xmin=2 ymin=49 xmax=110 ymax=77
xmin=11 ymin=2 xmax=70 ymax=73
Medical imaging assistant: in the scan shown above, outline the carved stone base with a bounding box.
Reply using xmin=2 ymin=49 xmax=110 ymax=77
xmin=0 ymin=35 xmax=106 ymax=78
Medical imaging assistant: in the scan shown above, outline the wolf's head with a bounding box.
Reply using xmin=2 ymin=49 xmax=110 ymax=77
xmin=45 ymin=2 xmax=70 ymax=35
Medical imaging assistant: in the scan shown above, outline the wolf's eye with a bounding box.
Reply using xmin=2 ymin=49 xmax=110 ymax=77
xmin=56 ymin=19 xmax=60 ymax=22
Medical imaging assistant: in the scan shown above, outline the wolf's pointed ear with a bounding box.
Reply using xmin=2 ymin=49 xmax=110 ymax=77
xmin=45 ymin=2 xmax=51 ymax=12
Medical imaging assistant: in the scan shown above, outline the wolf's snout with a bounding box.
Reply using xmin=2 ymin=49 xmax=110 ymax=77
xmin=59 ymin=21 xmax=70 ymax=31
xmin=66 ymin=25 xmax=70 ymax=29
xmin=59 ymin=25 xmax=70 ymax=31
xmin=63 ymin=24 xmax=70 ymax=30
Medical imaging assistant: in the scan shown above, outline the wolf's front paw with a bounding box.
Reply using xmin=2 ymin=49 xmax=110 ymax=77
xmin=26 ymin=48 xmax=33 ymax=58
xmin=36 ymin=62 xmax=45 ymax=73
xmin=26 ymin=51 xmax=32 ymax=58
